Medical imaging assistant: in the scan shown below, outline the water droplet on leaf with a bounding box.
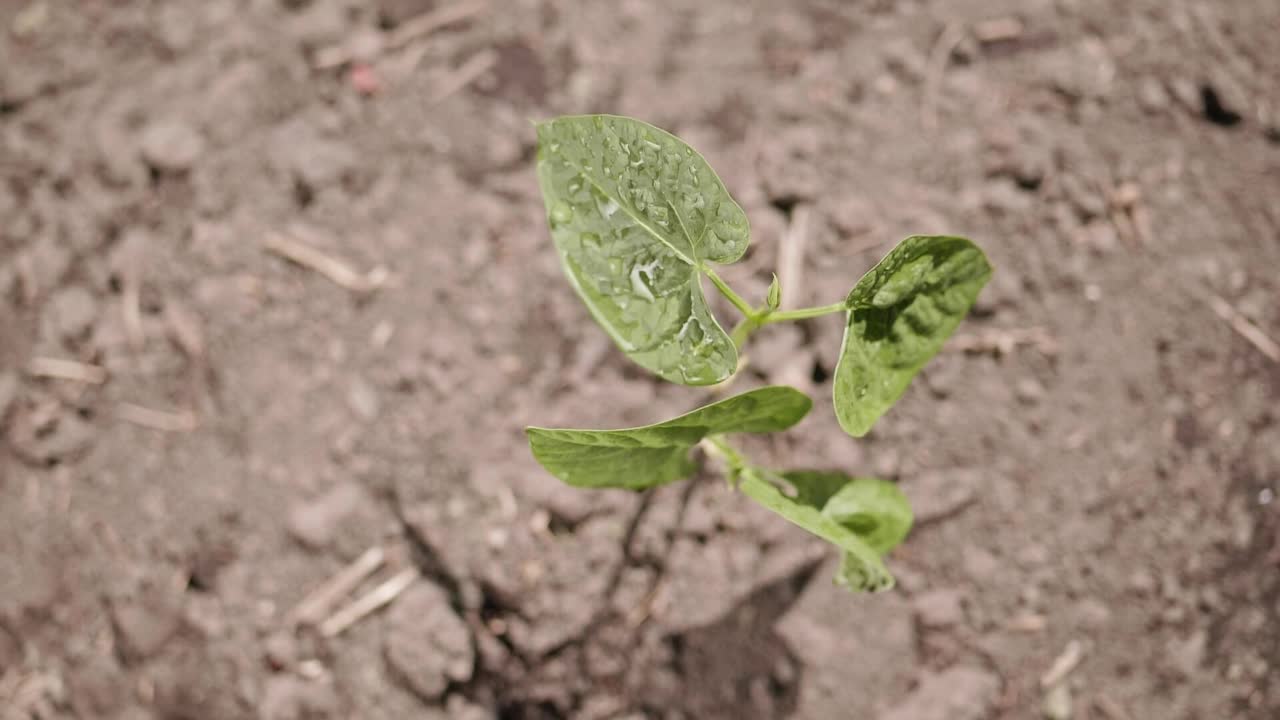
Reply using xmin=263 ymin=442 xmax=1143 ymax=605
xmin=550 ymin=201 xmax=573 ymax=227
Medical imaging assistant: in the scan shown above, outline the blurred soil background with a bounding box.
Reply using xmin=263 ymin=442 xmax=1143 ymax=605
xmin=2 ymin=0 xmax=1279 ymax=718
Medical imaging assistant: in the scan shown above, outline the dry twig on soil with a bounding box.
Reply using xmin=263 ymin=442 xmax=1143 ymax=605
xmin=922 ymin=23 xmax=966 ymax=132
xmin=1109 ymin=182 xmax=1152 ymax=247
xmin=1041 ymin=639 xmax=1086 ymax=688
xmin=430 ymin=49 xmax=499 ymax=105
xmin=948 ymin=326 xmax=1059 ymax=357
xmin=776 ymin=204 xmax=811 ymax=310
xmin=122 ymin=273 xmax=145 ymax=351
xmin=27 ymin=357 xmax=107 ymax=384
xmin=263 ymin=231 xmax=388 ymax=293
xmin=163 ymin=301 xmax=206 ymax=360
xmin=116 ymin=403 xmax=197 ymax=432
xmin=313 ymin=0 xmax=489 ymax=70
xmin=289 ymin=545 xmax=386 ymax=628
xmin=319 ymin=567 xmax=419 ymax=638
xmin=1094 ymin=695 xmax=1135 ymax=720
xmin=1005 ymin=612 xmax=1048 ymax=633
xmin=1202 ymin=291 xmax=1280 ymax=364
xmin=973 ymin=17 xmax=1024 ymax=44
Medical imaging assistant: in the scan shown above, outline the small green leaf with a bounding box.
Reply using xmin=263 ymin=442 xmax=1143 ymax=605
xmin=774 ymin=472 xmax=912 ymax=589
xmin=766 ymin=273 xmax=781 ymax=311
xmin=834 ymin=235 xmax=992 ymax=437
xmin=818 ymin=477 xmax=912 ymax=555
xmin=535 ymin=115 xmax=751 ymax=385
xmin=526 ymin=386 xmax=811 ymax=490
xmin=737 ymin=470 xmax=895 ymax=592
xmin=779 ymin=470 xmax=850 ymax=509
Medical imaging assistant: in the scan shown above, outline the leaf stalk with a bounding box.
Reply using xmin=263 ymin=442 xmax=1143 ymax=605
xmin=701 ymin=266 xmax=757 ymax=318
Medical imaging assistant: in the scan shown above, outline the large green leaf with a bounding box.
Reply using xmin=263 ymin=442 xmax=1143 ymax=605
xmin=526 ymin=386 xmax=811 ymax=490
xmin=834 ymin=236 xmax=992 ymax=437
xmin=535 ymin=115 xmax=750 ymax=385
xmin=738 ymin=470 xmax=896 ymax=592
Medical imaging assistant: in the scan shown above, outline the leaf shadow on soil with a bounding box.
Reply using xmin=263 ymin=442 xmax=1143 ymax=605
xmin=643 ymin=558 xmax=817 ymax=720
xmin=498 ymin=557 xmax=820 ymax=720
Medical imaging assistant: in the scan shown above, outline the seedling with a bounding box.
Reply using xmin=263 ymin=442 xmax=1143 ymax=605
xmin=526 ymin=115 xmax=991 ymax=591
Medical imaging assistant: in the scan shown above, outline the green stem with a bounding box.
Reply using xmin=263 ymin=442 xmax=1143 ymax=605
xmin=701 ymin=266 xmax=849 ymax=348
xmin=760 ymin=302 xmax=848 ymax=324
xmin=702 ymin=436 xmax=794 ymax=494
xmin=701 ymin=266 xmax=757 ymax=319
xmin=703 ymin=435 xmax=745 ymax=468
xmin=701 ymin=435 xmax=749 ymax=488
xmin=729 ymin=316 xmax=759 ymax=350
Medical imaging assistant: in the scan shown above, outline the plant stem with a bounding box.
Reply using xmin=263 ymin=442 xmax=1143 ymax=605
xmin=702 ymin=435 xmax=746 ymax=469
xmin=729 ymin=316 xmax=759 ymax=350
xmin=702 ymin=267 xmax=849 ymax=347
xmin=700 ymin=435 xmax=750 ymax=489
xmin=701 ymin=436 xmax=793 ymax=494
xmin=760 ymin=302 xmax=848 ymax=324
xmin=701 ymin=266 xmax=757 ymax=319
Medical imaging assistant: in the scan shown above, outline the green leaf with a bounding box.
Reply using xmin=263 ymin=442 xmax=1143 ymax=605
xmin=816 ymin=477 xmax=912 ymax=555
xmin=766 ymin=273 xmax=781 ymax=311
xmin=737 ymin=470 xmax=895 ymax=592
xmin=535 ymin=115 xmax=751 ymax=385
xmin=526 ymin=386 xmax=811 ymax=490
xmin=772 ymin=471 xmax=912 ymax=590
xmin=833 ymin=235 xmax=992 ymax=437
xmin=779 ymin=470 xmax=850 ymax=509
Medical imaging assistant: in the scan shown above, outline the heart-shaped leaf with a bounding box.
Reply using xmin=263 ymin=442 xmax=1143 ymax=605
xmin=526 ymin=386 xmax=811 ymax=490
xmin=738 ymin=469 xmax=897 ymax=592
xmin=834 ymin=235 xmax=992 ymax=437
xmin=535 ymin=115 xmax=750 ymax=385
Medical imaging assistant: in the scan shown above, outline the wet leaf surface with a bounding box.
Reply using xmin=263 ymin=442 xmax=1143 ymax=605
xmin=834 ymin=236 xmax=992 ymax=437
xmin=526 ymin=386 xmax=811 ymax=489
xmin=535 ymin=115 xmax=750 ymax=385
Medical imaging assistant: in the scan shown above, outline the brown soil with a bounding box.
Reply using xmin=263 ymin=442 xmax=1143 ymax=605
xmin=2 ymin=1 xmax=1279 ymax=719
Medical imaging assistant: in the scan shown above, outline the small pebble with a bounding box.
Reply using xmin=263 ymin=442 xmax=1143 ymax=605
xmin=139 ymin=120 xmax=205 ymax=173
xmin=346 ymin=376 xmax=381 ymax=422
xmin=41 ymin=285 xmax=98 ymax=345
xmin=1128 ymin=569 xmax=1156 ymax=596
xmin=1169 ymin=629 xmax=1207 ymax=678
xmin=264 ymin=631 xmax=297 ymax=671
xmin=1136 ymin=76 xmax=1169 ymax=113
xmin=1015 ymin=378 xmax=1046 ymax=405
xmin=1074 ymin=597 xmax=1112 ymax=628
xmin=286 ymin=482 xmax=366 ymax=550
